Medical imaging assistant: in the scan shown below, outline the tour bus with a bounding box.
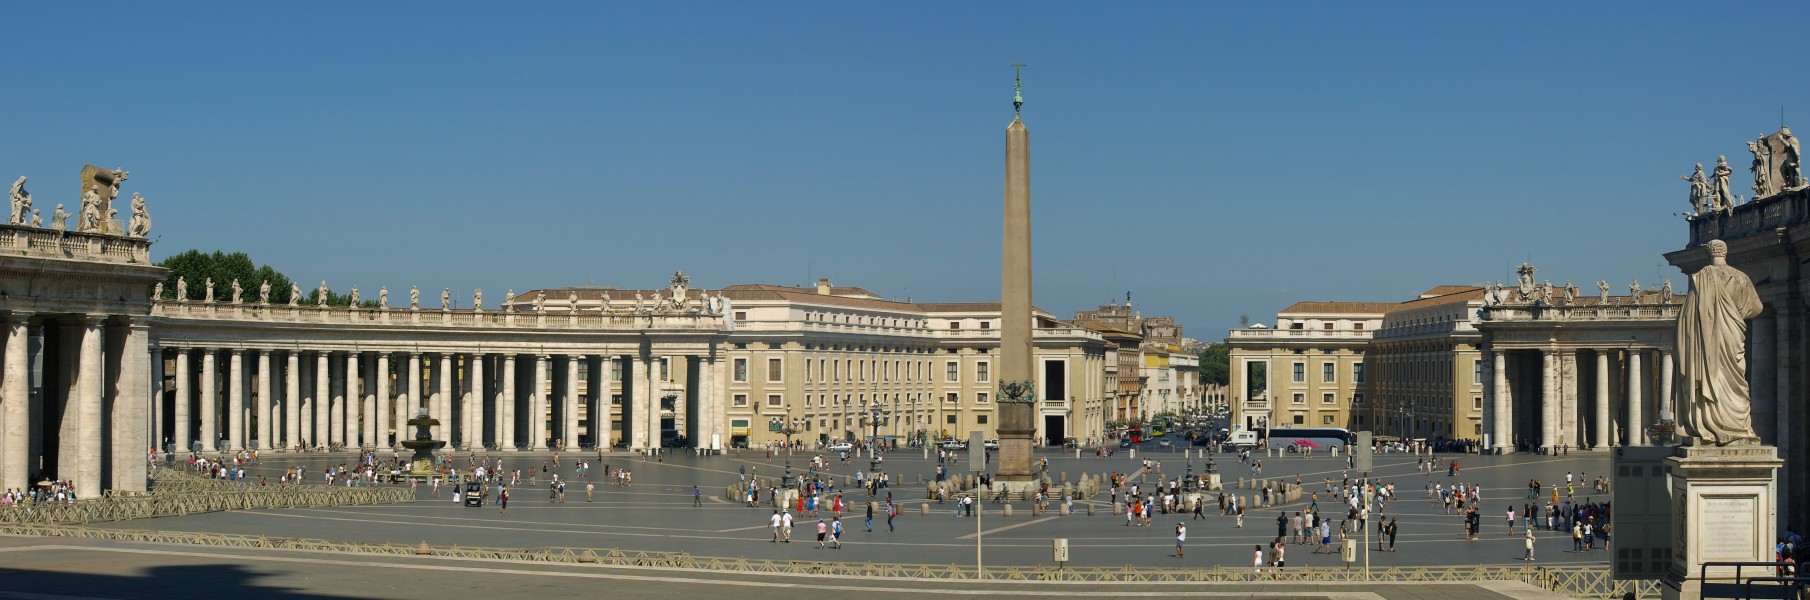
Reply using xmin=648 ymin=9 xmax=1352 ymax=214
xmin=1264 ymin=427 xmax=1355 ymax=453
xmin=1127 ymin=424 xmax=1145 ymax=444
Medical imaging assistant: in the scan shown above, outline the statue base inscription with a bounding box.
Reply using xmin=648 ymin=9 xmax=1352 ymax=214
xmin=1661 ymin=444 xmax=1781 ymax=600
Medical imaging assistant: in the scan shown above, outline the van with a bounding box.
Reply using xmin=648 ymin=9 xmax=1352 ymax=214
xmin=1226 ymin=430 xmax=1259 ymax=449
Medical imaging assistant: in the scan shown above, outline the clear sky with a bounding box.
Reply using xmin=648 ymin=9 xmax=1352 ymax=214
xmin=3 ymin=3 xmax=1805 ymax=339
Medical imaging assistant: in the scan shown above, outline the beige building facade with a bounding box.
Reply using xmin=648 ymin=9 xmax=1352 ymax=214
xmin=1228 ymin=302 xmax=1390 ymax=433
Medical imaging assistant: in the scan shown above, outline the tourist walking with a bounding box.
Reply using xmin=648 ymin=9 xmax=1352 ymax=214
xmin=1175 ymin=523 xmax=1186 ymax=558
xmin=1523 ymin=527 xmax=1536 ymax=561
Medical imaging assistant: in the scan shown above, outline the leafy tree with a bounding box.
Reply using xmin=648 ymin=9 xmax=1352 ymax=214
xmin=158 ymin=250 xmax=295 ymax=304
xmin=1198 ymin=343 xmax=1230 ymax=386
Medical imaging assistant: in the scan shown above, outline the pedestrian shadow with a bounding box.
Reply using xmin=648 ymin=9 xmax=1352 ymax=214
xmin=0 ymin=562 xmax=363 ymax=599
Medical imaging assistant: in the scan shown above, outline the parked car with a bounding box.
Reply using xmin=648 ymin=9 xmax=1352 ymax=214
xmin=826 ymin=442 xmax=853 ymax=452
xmin=940 ymin=440 xmax=968 ymax=451
xmin=982 ymin=439 xmax=1000 ymax=449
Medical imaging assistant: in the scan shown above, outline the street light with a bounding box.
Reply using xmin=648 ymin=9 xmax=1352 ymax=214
xmin=771 ymin=405 xmax=805 ymax=488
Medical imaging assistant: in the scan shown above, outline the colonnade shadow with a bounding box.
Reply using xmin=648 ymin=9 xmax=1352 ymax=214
xmin=0 ymin=563 xmax=361 ymax=599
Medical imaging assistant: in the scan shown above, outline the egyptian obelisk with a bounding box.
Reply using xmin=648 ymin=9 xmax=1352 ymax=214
xmin=996 ymin=64 xmax=1036 ymax=489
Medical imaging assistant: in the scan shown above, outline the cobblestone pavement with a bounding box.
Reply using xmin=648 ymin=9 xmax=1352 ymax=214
xmin=126 ymin=444 xmax=1614 ymax=571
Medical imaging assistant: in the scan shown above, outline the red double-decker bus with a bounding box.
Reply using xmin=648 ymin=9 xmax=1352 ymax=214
xmin=1127 ymin=423 xmax=1145 ymax=443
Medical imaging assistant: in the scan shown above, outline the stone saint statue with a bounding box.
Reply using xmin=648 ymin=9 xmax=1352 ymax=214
xmin=230 ymin=279 xmax=243 ymax=304
xmin=1784 ymin=126 xmax=1805 ymax=188
xmin=1748 ymin=140 xmax=1773 ymax=197
xmin=28 ymin=209 xmax=41 ymax=228
xmin=1628 ymin=280 xmax=1642 ymax=305
xmin=1712 ymin=155 xmax=1736 ymax=210
xmin=317 ymin=282 xmax=329 ymax=307
xmin=1682 ymin=163 xmax=1710 ymax=215
xmin=599 ymin=291 xmax=611 ymax=312
xmin=1597 ymin=280 xmax=1610 ymax=305
xmin=78 ymin=185 xmax=103 ymax=233
xmin=568 ymin=290 xmax=578 ymax=309
xmin=289 ymin=283 xmax=301 ymax=306
xmin=1676 ymin=239 xmax=1765 ymax=446
xmin=1541 ymin=281 xmax=1554 ymax=304
xmin=1661 ymin=279 xmax=1675 ymax=304
xmin=441 ymin=288 xmax=451 ymax=310
xmin=533 ymin=292 xmax=546 ymax=312
xmin=50 ymin=204 xmax=67 ymax=232
xmin=176 ymin=276 xmax=188 ymax=301
xmin=473 ymin=288 xmax=483 ymax=311
xmin=633 ymin=291 xmax=645 ymax=312
xmin=9 ymin=176 xmax=31 ymax=225
xmin=379 ymin=286 xmax=388 ymax=308
xmin=503 ymin=289 xmax=515 ymax=311
xmin=204 ymin=278 xmax=215 ymax=303
xmin=259 ymin=280 xmax=271 ymax=305
xmin=409 ymin=286 xmax=420 ymax=310
xmin=1562 ymin=281 xmax=1576 ymax=305
xmin=127 ymin=193 xmax=151 ymax=237
xmin=152 ymin=281 xmax=164 ymax=301
xmin=349 ymin=286 xmax=360 ymax=306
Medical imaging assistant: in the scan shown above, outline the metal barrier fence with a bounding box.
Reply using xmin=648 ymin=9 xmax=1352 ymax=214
xmin=0 ymin=472 xmax=414 ymax=525
xmin=0 ymin=523 xmax=1661 ymax=598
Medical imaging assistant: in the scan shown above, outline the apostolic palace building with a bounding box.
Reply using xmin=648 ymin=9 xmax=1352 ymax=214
xmin=0 ymin=167 xmax=1206 ymax=495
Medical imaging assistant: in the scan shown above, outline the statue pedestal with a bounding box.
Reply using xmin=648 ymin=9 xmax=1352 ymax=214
xmin=1660 ymin=444 xmax=1781 ymax=600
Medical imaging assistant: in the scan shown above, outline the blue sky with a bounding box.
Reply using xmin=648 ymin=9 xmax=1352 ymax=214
xmin=3 ymin=3 xmax=1805 ymax=339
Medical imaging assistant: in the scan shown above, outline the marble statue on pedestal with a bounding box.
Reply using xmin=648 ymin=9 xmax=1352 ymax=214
xmin=289 ymin=283 xmax=301 ymax=306
xmin=409 ymin=286 xmax=419 ymax=310
xmin=1628 ymin=280 xmax=1642 ymax=305
xmin=1783 ymin=126 xmax=1805 ymax=188
xmin=1662 ymin=280 xmax=1674 ymax=304
xmin=1712 ymin=155 xmax=1737 ymax=210
xmin=28 ymin=209 xmax=40 ymax=228
xmin=50 ymin=204 xmax=67 ymax=232
xmin=176 ymin=276 xmax=187 ymax=301
xmin=204 ymin=278 xmax=215 ymax=303
xmin=532 ymin=292 xmax=545 ymax=312
xmin=317 ymin=282 xmax=329 ymax=306
xmin=230 ymin=279 xmax=242 ymax=304
xmin=599 ymin=291 xmax=611 ymax=312
xmin=1683 ymin=163 xmax=1709 ymax=215
xmin=1541 ymin=280 xmax=1554 ymax=304
xmin=78 ymin=185 xmax=103 ymax=233
xmin=1676 ymin=239 xmax=1765 ymax=446
xmin=1563 ymin=281 xmax=1576 ymax=305
xmin=567 ymin=290 xmax=577 ymax=310
xmin=349 ymin=287 xmax=360 ymax=306
xmin=1515 ymin=263 xmax=1536 ymax=301
xmin=152 ymin=282 xmax=163 ymax=301
xmin=440 ymin=288 xmax=450 ymax=310
xmin=259 ymin=280 xmax=271 ymax=305
xmin=633 ymin=291 xmax=645 ymax=313
xmin=473 ymin=289 xmax=482 ymax=311
xmin=127 ymin=193 xmax=150 ymax=237
xmin=1597 ymin=280 xmax=1609 ymax=305
xmin=9 ymin=176 xmax=30 ymax=225
xmin=503 ymin=289 xmax=514 ymax=311
xmin=379 ymin=286 xmax=388 ymax=308
xmin=77 ymin=165 xmax=127 ymax=235
xmin=1749 ymin=140 xmax=1773 ymax=197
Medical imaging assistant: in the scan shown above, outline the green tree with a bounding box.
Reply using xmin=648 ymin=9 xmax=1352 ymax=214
xmin=1198 ymin=343 xmax=1230 ymax=386
xmin=158 ymin=250 xmax=296 ymax=304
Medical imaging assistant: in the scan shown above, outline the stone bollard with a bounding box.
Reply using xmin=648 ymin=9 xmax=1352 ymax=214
xmin=917 ymin=474 xmax=924 ymax=484
xmin=416 ymin=541 xmax=432 ymax=555
xmin=1003 ymin=504 xmax=1014 ymax=517
xmin=1113 ymin=501 xmax=1124 ymax=515
xmin=1060 ymin=504 xmax=1070 ymax=516
xmin=579 ymin=549 xmax=598 ymax=563
xmin=1087 ymin=503 xmax=1095 ymax=516
xmin=1060 ymin=471 xmax=1067 ymax=483
xmin=921 ymin=503 xmax=931 ymax=516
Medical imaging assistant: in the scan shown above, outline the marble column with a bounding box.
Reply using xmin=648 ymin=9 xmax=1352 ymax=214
xmin=228 ymin=349 xmax=245 ymax=451
xmin=200 ymin=349 xmax=217 ymax=453
xmin=1626 ymin=350 xmax=1643 ymax=445
xmin=704 ymin=356 xmax=721 ymax=450
xmin=314 ymin=352 xmax=329 ymax=449
xmin=407 ymin=353 xmax=422 ymax=425
xmin=500 ymin=354 xmax=516 ymax=450
xmin=532 ymin=354 xmax=549 ymax=450
xmin=1559 ymin=351 xmax=1578 ymax=449
xmin=256 ymin=351 xmax=272 ymax=451
xmin=2 ymin=314 xmax=30 ymax=490
xmin=75 ymin=316 xmax=102 ymax=498
xmin=1594 ymin=350 xmax=1610 ymax=450
xmin=1491 ymin=350 xmax=1509 ymax=452
xmin=113 ymin=321 xmax=150 ymax=492
xmin=630 ymin=354 xmax=649 ymax=450
xmin=438 ymin=353 xmax=453 ymax=443
xmin=466 ymin=354 xmax=484 ymax=449
xmin=285 ymin=351 xmax=300 ymax=451
xmin=175 ymin=349 xmax=193 ymax=454
xmin=376 ymin=353 xmax=391 ymax=447
xmin=361 ymin=353 xmax=376 ymax=448
xmin=595 ymin=355 xmax=613 ymax=450
xmin=149 ymin=345 xmax=163 ymax=452
xmin=1658 ymin=350 xmax=1675 ymax=424
xmin=564 ymin=355 xmax=580 ymax=450
xmin=343 ymin=355 xmax=358 ymax=449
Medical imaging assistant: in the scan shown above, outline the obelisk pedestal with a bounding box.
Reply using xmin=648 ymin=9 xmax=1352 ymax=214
xmin=1660 ymin=444 xmax=1782 ymax=600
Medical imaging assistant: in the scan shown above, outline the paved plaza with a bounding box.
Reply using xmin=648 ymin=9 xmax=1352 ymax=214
xmin=98 ymin=446 xmax=1613 ymax=570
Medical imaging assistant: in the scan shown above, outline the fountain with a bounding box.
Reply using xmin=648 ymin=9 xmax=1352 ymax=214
xmin=401 ymin=408 xmax=445 ymax=477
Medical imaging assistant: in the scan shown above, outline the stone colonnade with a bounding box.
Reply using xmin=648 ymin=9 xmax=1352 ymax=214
xmin=152 ymin=344 xmax=725 ymax=454
xmin=1483 ymin=345 xmax=1674 ymax=452
xmin=0 ymin=313 xmax=151 ymax=497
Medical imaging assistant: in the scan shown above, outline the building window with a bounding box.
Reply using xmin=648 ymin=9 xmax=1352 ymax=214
xmin=946 ymin=392 xmax=958 ymax=404
xmin=1473 ymin=396 xmax=1483 ymax=410
xmin=977 ymin=392 xmax=989 ymax=403
xmin=1473 ymin=359 xmax=1483 ymax=384
xmin=1354 ymin=323 xmax=1364 ymax=331
xmin=733 ymin=311 xmax=747 ymax=322
xmin=612 ymin=394 xmax=622 ymax=406
xmin=1293 ymin=413 xmax=1306 ymax=424
xmin=834 ymin=360 xmax=841 ymax=382
xmin=946 ymin=361 xmax=959 ymax=382
xmin=733 ymin=394 xmax=748 ymax=407
xmin=1322 ymin=415 xmax=1335 ymax=425
xmin=1322 ymin=393 xmax=1334 ymax=405
xmin=1352 ymin=363 xmax=1365 ymax=383
xmin=979 ymin=321 xmax=990 ymax=329
xmin=733 ymin=358 xmax=748 ymax=382
xmin=949 ymin=322 xmax=961 ymax=329
xmin=1353 ymin=393 xmax=1364 ymax=405
xmin=1323 ymin=323 xmax=1333 ymax=330
xmin=976 ymin=362 xmax=990 ymax=383
xmin=660 ymin=357 xmax=670 ymax=381
xmin=977 ymin=414 xmax=989 ymax=424
xmin=1321 ymin=362 xmax=1335 ymax=383
xmin=1292 ymin=393 xmax=1305 ymax=404
xmin=946 ymin=414 xmax=958 ymax=424
xmin=612 ymin=358 xmax=623 ymax=381
xmin=767 ymin=358 xmax=782 ymax=382
xmin=1292 ymin=362 xmax=1305 ymax=383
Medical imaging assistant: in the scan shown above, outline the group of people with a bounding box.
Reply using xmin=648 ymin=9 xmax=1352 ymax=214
xmin=0 ymin=481 xmax=77 ymax=506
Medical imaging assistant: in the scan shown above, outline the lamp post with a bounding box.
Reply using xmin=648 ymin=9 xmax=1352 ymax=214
xmin=869 ymin=402 xmax=889 ymax=444
xmin=771 ymin=406 xmax=804 ymax=488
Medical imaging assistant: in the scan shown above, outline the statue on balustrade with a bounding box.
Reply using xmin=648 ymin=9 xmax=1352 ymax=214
xmin=317 ymin=282 xmax=329 ymax=306
xmin=599 ymin=291 xmax=611 ymax=312
xmin=152 ymin=282 xmax=163 ymax=301
xmin=1597 ymin=280 xmax=1610 ymax=305
xmin=204 ymin=278 xmax=215 ymax=303
xmin=9 ymin=176 xmax=30 ymax=225
xmin=441 ymin=288 xmax=451 ymax=310
xmin=503 ymin=289 xmax=514 ymax=311
xmin=379 ymin=286 xmax=388 ymax=308
xmin=127 ymin=193 xmax=151 ymax=238
xmin=1562 ymin=281 xmax=1576 ymax=305
xmin=1784 ymin=126 xmax=1804 ymax=188
xmin=50 ymin=204 xmax=67 ymax=232
xmin=78 ymin=185 xmax=104 ymax=233
xmin=349 ymin=286 xmax=360 ymax=306
xmin=289 ymin=282 xmax=301 ymax=306
xmin=1749 ymin=140 xmax=1773 ymax=198
xmin=1515 ymin=263 xmax=1536 ymax=301
xmin=1662 ymin=279 xmax=1674 ymax=304
xmin=259 ymin=280 xmax=271 ymax=305
xmin=1712 ymin=155 xmax=1737 ymax=210
xmin=1541 ymin=281 xmax=1554 ymax=304
xmin=29 ymin=209 xmax=41 ymax=228
xmin=1675 ymin=239 xmax=1765 ymax=446
xmin=1682 ymin=163 xmax=1710 ymax=215
xmin=1628 ymin=280 xmax=1642 ymax=305
xmin=633 ymin=291 xmax=646 ymax=313
xmin=409 ymin=286 xmax=420 ymax=310
xmin=176 ymin=276 xmax=188 ymax=301
xmin=533 ymin=292 xmax=545 ymax=312
xmin=77 ymin=165 xmax=127 ymax=235
xmin=473 ymin=288 xmax=483 ymax=311
xmin=230 ymin=279 xmax=243 ymax=304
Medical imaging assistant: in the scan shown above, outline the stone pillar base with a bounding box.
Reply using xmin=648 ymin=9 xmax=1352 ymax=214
xmin=1660 ymin=444 xmax=1782 ymax=600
